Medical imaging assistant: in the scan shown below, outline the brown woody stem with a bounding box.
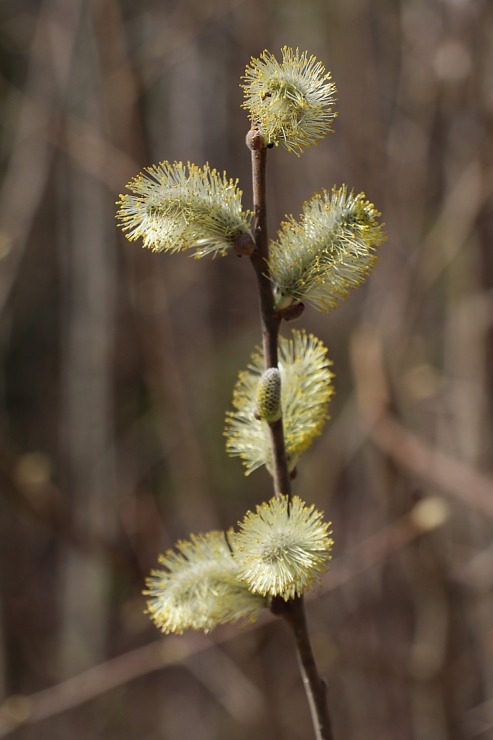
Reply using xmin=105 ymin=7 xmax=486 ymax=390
xmin=247 ymin=129 xmax=291 ymax=498
xmin=272 ymin=596 xmax=335 ymax=740
xmin=246 ymin=128 xmax=335 ymax=740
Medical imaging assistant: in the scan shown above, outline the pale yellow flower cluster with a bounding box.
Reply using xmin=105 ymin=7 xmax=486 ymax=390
xmin=270 ymin=186 xmax=386 ymax=312
xmin=235 ymin=496 xmax=334 ymax=600
xmin=145 ymin=496 xmax=333 ymax=634
xmin=116 ymin=161 xmax=251 ymax=258
xmin=114 ymin=47 xmax=388 ymax=640
xmin=225 ymin=330 xmax=334 ymax=475
xmin=242 ymin=47 xmax=337 ymax=154
xmin=145 ymin=531 xmax=266 ymax=634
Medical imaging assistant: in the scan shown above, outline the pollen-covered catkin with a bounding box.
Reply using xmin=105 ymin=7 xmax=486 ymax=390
xmin=242 ymin=47 xmax=337 ymax=154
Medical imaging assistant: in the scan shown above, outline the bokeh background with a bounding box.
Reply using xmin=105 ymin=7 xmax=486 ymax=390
xmin=1 ymin=0 xmax=493 ymax=738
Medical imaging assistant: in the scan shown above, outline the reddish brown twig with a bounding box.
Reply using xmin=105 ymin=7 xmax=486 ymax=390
xmin=351 ymin=327 xmax=493 ymax=520
xmin=246 ymin=129 xmax=334 ymax=740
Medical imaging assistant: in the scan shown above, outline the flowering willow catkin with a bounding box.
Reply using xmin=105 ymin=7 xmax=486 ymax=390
xmin=225 ymin=330 xmax=334 ymax=475
xmin=242 ymin=47 xmax=337 ymax=154
xmin=117 ymin=161 xmax=252 ymax=258
xmin=270 ymin=186 xmax=385 ymax=312
xmin=233 ymin=495 xmax=334 ymax=600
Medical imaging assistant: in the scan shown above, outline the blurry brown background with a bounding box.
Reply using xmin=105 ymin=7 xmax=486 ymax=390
xmin=0 ymin=0 xmax=492 ymax=738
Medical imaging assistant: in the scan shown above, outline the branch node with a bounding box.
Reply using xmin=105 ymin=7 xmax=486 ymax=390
xmin=246 ymin=128 xmax=267 ymax=151
xmin=233 ymin=232 xmax=256 ymax=257
xmin=275 ymin=302 xmax=305 ymax=322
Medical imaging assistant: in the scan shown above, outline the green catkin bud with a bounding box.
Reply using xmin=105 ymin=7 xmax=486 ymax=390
xmin=255 ymin=368 xmax=282 ymax=422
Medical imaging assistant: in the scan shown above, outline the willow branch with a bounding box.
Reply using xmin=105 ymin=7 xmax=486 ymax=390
xmin=247 ymin=129 xmax=291 ymax=498
xmin=246 ymin=129 xmax=335 ymax=740
xmin=278 ymin=596 xmax=335 ymax=740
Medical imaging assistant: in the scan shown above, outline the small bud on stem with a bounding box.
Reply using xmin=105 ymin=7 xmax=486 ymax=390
xmin=275 ymin=302 xmax=305 ymax=322
xmin=254 ymin=368 xmax=282 ymax=422
xmin=246 ymin=128 xmax=267 ymax=151
xmin=233 ymin=232 xmax=257 ymax=257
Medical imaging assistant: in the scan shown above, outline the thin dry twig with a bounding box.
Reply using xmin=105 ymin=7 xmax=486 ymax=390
xmin=351 ymin=326 xmax=493 ymax=520
xmin=0 ymin=0 xmax=84 ymax=316
xmin=0 ymin=634 xmax=237 ymax=736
